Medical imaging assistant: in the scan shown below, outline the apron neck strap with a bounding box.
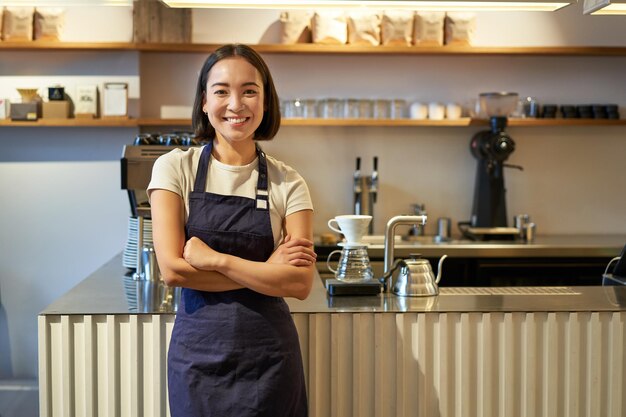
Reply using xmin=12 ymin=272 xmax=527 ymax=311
xmin=193 ymin=141 xmax=269 ymax=211
xmin=255 ymin=145 xmax=269 ymax=210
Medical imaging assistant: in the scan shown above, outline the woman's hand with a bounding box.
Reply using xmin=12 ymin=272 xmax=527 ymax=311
xmin=267 ymin=234 xmax=317 ymax=267
xmin=183 ymin=236 xmax=222 ymax=271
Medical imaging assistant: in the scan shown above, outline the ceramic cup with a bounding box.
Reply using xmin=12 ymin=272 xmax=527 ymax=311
xmin=327 ymin=214 xmax=372 ymax=244
xmin=446 ymin=102 xmax=462 ymax=120
xmin=428 ymin=102 xmax=445 ymax=120
xmin=409 ymin=102 xmax=428 ymax=120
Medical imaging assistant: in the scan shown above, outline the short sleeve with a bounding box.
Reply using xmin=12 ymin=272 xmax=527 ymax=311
xmin=147 ymin=149 xmax=183 ymax=199
xmin=284 ymin=169 xmax=314 ymax=216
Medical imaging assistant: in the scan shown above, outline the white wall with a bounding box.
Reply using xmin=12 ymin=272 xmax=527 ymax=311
xmin=1 ymin=3 xmax=626 ymax=378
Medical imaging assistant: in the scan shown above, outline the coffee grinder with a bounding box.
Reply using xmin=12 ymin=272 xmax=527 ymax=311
xmin=464 ymin=92 xmax=523 ymax=240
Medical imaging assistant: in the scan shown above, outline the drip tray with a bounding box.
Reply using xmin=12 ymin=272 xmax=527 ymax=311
xmin=440 ymin=287 xmax=581 ymax=296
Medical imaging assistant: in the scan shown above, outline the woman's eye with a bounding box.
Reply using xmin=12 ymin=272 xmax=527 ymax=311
xmin=213 ymin=89 xmax=228 ymax=96
xmin=244 ymin=89 xmax=258 ymax=96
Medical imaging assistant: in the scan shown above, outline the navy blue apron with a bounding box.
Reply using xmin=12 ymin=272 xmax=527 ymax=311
xmin=167 ymin=141 xmax=307 ymax=417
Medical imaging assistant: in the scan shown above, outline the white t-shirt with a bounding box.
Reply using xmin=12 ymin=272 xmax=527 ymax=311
xmin=147 ymin=146 xmax=313 ymax=248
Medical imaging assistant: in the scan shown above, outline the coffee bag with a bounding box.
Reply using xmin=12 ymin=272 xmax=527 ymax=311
xmin=444 ymin=12 xmax=476 ymax=46
xmin=381 ymin=11 xmax=413 ymax=46
xmin=2 ymin=7 xmax=35 ymax=41
xmin=414 ymin=12 xmax=445 ymax=46
xmin=312 ymin=11 xmax=347 ymax=44
xmin=347 ymin=11 xmax=381 ymax=46
xmin=34 ymin=7 xmax=65 ymax=41
xmin=280 ymin=11 xmax=312 ymax=44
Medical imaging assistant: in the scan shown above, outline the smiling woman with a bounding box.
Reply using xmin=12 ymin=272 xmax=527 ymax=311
xmin=191 ymin=44 xmax=281 ymax=146
xmin=147 ymin=44 xmax=315 ymax=417
xmin=202 ymin=56 xmax=266 ymax=157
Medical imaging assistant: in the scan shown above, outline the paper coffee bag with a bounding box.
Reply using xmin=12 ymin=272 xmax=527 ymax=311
xmin=444 ymin=12 xmax=476 ymax=46
xmin=381 ymin=11 xmax=413 ymax=46
xmin=280 ymin=11 xmax=312 ymax=44
xmin=2 ymin=7 xmax=35 ymax=41
xmin=414 ymin=12 xmax=445 ymax=46
xmin=34 ymin=7 xmax=65 ymax=41
xmin=312 ymin=11 xmax=347 ymax=44
xmin=347 ymin=11 xmax=381 ymax=46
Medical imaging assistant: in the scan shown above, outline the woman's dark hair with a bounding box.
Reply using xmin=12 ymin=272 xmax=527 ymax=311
xmin=192 ymin=44 xmax=281 ymax=141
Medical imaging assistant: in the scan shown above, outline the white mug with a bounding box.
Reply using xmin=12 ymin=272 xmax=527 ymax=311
xmin=446 ymin=102 xmax=462 ymax=119
xmin=428 ymin=102 xmax=445 ymax=120
xmin=327 ymin=215 xmax=372 ymax=244
xmin=409 ymin=102 xmax=428 ymax=120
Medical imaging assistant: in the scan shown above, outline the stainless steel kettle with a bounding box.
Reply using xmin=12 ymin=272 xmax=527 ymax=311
xmin=380 ymin=215 xmax=447 ymax=297
xmin=389 ymin=254 xmax=447 ymax=296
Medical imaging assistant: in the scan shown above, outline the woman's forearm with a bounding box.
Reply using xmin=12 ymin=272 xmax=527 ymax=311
xmin=216 ymin=255 xmax=314 ymax=300
xmin=159 ymin=256 xmax=244 ymax=292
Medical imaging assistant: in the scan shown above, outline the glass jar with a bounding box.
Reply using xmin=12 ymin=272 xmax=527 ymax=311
xmin=319 ymin=98 xmax=342 ymax=119
xmin=301 ymin=99 xmax=318 ymax=118
xmin=390 ymin=99 xmax=407 ymax=119
xmin=343 ymin=99 xmax=359 ymax=119
xmin=358 ymin=99 xmax=373 ymax=119
xmin=373 ymin=99 xmax=390 ymax=119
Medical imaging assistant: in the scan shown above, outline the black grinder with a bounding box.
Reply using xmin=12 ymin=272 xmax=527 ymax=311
xmin=470 ymin=116 xmax=517 ymax=228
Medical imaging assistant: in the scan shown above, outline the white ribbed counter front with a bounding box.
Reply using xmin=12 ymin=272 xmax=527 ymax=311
xmin=39 ymin=254 xmax=626 ymax=417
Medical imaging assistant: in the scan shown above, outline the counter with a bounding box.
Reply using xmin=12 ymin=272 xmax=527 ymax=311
xmin=41 ymin=254 xmax=626 ymax=315
xmin=315 ymin=233 xmax=626 ymax=258
xmin=39 ymin=252 xmax=626 ymax=417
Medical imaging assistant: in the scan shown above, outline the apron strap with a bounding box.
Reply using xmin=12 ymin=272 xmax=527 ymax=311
xmin=256 ymin=146 xmax=269 ymax=211
xmin=193 ymin=141 xmax=213 ymax=192
xmin=193 ymin=140 xmax=269 ymax=211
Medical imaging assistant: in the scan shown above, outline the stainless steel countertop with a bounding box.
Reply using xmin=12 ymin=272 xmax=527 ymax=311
xmin=40 ymin=253 xmax=626 ymax=316
xmin=317 ymin=234 xmax=626 ymax=258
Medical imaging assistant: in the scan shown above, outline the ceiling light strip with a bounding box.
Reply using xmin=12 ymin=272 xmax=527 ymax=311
xmin=162 ymin=0 xmax=570 ymax=12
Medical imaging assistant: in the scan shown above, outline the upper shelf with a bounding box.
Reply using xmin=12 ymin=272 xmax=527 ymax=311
xmin=2 ymin=117 xmax=625 ymax=128
xmin=1 ymin=41 xmax=626 ymax=56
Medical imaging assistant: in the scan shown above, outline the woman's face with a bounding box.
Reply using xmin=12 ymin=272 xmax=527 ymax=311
xmin=203 ymin=56 xmax=265 ymax=145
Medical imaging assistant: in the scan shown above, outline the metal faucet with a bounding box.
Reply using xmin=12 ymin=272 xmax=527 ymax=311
xmin=354 ymin=156 xmax=378 ymax=235
xmin=407 ymin=204 xmax=427 ymax=237
xmin=382 ymin=215 xmax=428 ymax=292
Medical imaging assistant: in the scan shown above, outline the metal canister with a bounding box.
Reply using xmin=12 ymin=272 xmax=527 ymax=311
xmin=435 ymin=217 xmax=451 ymax=242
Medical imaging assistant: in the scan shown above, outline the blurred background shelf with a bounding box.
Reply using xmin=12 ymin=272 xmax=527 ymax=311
xmin=1 ymin=117 xmax=625 ymax=128
xmin=2 ymin=42 xmax=626 ymax=56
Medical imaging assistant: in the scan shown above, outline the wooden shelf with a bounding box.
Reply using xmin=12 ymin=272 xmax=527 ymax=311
xmin=0 ymin=41 xmax=137 ymax=51
xmin=2 ymin=41 xmax=626 ymax=56
xmin=280 ymin=118 xmax=626 ymax=127
xmin=507 ymin=118 xmax=626 ymax=126
xmin=1 ymin=117 xmax=624 ymax=128
xmin=0 ymin=118 xmax=138 ymax=127
xmin=138 ymin=118 xmax=191 ymax=127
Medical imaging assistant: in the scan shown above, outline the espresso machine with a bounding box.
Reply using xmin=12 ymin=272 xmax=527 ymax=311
xmin=121 ymin=132 xmax=200 ymax=277
xmin=463 ymin=93 xmax=522 ymax=240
